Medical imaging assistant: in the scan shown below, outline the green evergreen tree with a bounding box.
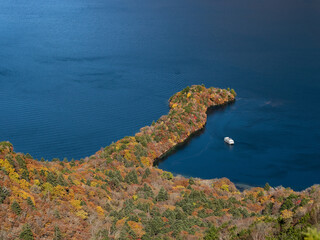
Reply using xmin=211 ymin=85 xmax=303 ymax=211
xmin=53 ymin=226 xmax=63 ymax=240
xmin=125 ymin=170 xmax=139 ymax=184
xmin=16 ymin=155 xmax=27 ymax=170
xmin=0 ymin=186 xmax=9 ymax=204
xmin=19 ymin=224 xmax=34 ymax=240
xmin=57 ymin=174 xmax=67 ymax=186
xmin=264 ymin=182 xmax=271 ymax=191
xmin=79 ymin=200 xmax=86 ymax=206
xmin=6 ymin=155 xmax=15 ymax=167
xmin=156 ymin=187 xmax=168 ymax=202
xmin=27 ymin=197 xmax=35 ymax=210
xmin=189 ymin=177 xmax=195 ymax=185
xmin=67 ymin=176 xmax=74 ymax=186
xmin=145 ymin=216 xmax=164 ymax=236
xmin=40 ymin=169 xmax=46 ymax=177
xmin=54 ymin=209 xmax=61 ymax=219
xmin=21 ymin=169 xmax=30 ymax=182
xmin=86 ymin=179 xmax=91 ymax=186
xmin=47 ymin=172 xmax=58 ymax=186
xmin=204 ymin=225 xmax=219 ymax=240
xmin=142 ymin=168 xmax=151 ymax=179
xmin=137 ymin=183 xmax=154 ymax=199
xmin=97 ymin=229 xmax=109 ymax=240
xmin=11 ymin=200 xmax=22 ymax=215
xmin=70 ymin=159 xmax=75 ymax=167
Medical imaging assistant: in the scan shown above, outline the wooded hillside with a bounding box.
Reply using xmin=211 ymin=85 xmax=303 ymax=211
xmin=1 ymin=85 xmax=319 ymax=239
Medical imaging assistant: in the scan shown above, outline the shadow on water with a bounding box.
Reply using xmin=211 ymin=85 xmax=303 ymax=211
xmin=154 ymin=101 xmax=235 ymax=166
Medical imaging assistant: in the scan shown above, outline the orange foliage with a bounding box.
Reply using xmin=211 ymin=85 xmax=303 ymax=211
xmin=127 ymin=221 xmax=145 ymax=238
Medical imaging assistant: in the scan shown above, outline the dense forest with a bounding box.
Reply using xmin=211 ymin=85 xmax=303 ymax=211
xmin=0 ymin=85 xmax=319 ymax=239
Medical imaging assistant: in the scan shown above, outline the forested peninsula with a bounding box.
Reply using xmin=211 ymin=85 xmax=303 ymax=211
xmin=0 ymin=85 xmax=319 ymax=239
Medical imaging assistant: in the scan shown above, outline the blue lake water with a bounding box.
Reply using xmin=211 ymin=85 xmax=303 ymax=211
xmin=0 ymin=0 xmax=319 ymax=190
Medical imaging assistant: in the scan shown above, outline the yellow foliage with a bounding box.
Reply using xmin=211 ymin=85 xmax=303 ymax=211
xmin=34 ymin=179 xmax=40 ymax=186
xmin=10 ymin=187 xmax=35 ymax=205
xmin=124 ymin=150 xmax=133 ymax=161
xmin=19 ymin=179 xmax=30 ymax=190
xmin=172 ymin=103 xmax=178 ymax=108
xmin=132 ymin=195 xmax=138 ymax=201
xmin=221 ymin=184 xmax=229 ymax=192
xmin=9 ymin=171 xmax=20 ymax=183
xmin=21 ymin=190 xmax=35 ymax=205
xmin=0 ymin=159 xmax=19 ymax=183
xmin=151 ymin=151 xmax=158 ymax=159
xmin=38 ymin=167 xmax=49 ymax=177
xmin=259 ymin=196 xmax=269 ymax=204
xmin=73 ymin=180 xmax=81 ymax=186
xmin=10 ymin=186 xmax=19 ymax=196
xmin=68 ymin=189 xmax=75 ymax=199
xmin=0 ymin=158 xmax=10 ymax=170
xmin=91 ymin=181 xmax=98 ymax=187
xmin=42 ymin=182 xmax=53 ymax=195
xmin=281 ymin=209 xmax=293 ymax=219
xmin=256 ymin=216 xmax=266 ymax=222
xmin=304 ymin=227 xmax=320 ymax=240
xmin=70 ymin=199 xmax=82 ymax=210
xmin=52 ymin=185 xmax=66 ymax=199
xmin=168 ymin=139 xmax=175 ymax=145
xmin=187 ymin=92 xmax=191 ymax=98
xmin=141 ymin=157 xmax=151 ymax=167
xmin=96 ymin=206 xmax=104 ymax=216
xmin=19 ymin=190 xmax=29 ymax=199
xmin=173 ymin=185 xmax=185 ymax=190
xmin=76 ymin=210 xmax=88 ymax=219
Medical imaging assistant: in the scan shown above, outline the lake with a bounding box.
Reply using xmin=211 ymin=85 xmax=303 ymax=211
xmin=0 ymin=0 xmax=319 ymax=190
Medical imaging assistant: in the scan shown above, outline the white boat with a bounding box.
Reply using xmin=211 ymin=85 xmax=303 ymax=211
xmin=224 ymin=137 xmax=234 ymax=145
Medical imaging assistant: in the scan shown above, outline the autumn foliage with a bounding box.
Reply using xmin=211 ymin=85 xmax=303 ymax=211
xmin=0 ymin=86 xmax=319 ymax=239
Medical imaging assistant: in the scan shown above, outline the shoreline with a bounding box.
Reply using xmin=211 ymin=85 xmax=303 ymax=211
xmin=153 ymin=100 xmax=235 ymax=165
xmin=98 ymin=85 xmax=236 ymax=167
xmin=1 ymin=86 xmax=319 ymax=239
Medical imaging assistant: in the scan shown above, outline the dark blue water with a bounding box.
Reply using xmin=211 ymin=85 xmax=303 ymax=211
xmin=1 ymin=0 xmax=319 ymax=190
